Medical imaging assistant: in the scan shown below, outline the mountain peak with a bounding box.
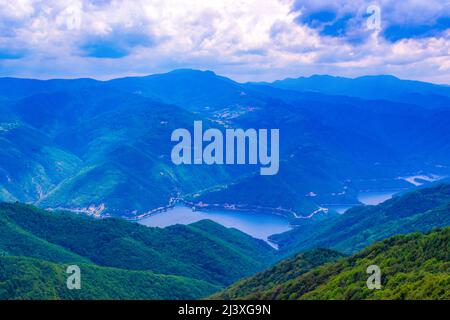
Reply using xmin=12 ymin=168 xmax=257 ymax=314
xmin=168 ymin=68 xmax=217 ymax=76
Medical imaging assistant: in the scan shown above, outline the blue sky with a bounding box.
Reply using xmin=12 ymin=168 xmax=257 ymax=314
xmin=0 ymin=0 xmax=449 ymax=83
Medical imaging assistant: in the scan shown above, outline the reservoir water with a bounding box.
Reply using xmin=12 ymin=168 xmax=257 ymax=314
xmin=138 ymin=206 xmax=292 ymax=243
xmin=357 ymin=190 xmax=401 ymax=205
xmin=138 ymin=190 xmax=404 ymax=244
xmin=324 ymin=189 xmax=404 ymax=214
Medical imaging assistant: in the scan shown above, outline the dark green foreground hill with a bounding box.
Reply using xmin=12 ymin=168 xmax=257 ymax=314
xmin=214 ymin=228 xmax=450 ymax=300
xmin=210 ymin=248 xmax=345 ymax=299
xmin=0 ymin=202 xmax=276 ymax=299
xmin=0 ymin=256 xmax=219 ymax=300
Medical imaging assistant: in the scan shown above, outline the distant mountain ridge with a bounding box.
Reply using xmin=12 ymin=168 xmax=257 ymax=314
xmin=267 ymin=74 xmax=450 ymax=109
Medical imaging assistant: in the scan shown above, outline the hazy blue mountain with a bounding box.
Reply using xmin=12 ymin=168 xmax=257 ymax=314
xmin=1 ymin=70 xmax=449 ymax=218
xmin=1 ymin=88 xmax=244 ymax=215
xmin=0 ymin=77 xmax=100 ymax=100
xmin=267 ymin=74 xmax=450 ymax=109
xmin=107 ymin=69 xmax=261 ymax=113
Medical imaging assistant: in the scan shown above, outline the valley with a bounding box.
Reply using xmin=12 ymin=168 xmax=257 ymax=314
xmin=137 ymin=176 xmax=444 ymax=249
xmin=1 ymin=183 xmax=449 ymax=299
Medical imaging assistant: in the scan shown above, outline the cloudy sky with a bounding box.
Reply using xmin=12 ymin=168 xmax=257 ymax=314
xmin=0 ymin=0 xmax=449 ymax=83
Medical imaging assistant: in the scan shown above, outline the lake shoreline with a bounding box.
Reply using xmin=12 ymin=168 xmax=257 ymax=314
xmin=132 ymin=188 xmax=408 ymax=222
xmin=131 ymin=198 xmax=301 ymax=221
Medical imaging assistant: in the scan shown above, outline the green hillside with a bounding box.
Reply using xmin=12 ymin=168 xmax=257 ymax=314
xmin=0 ymin=202 xmax=276 ymax=299
xmin=271 ymin=184 xmax=450 ymax=254
xmin=217 ymin=228 xmax=450 ymax=300
xmin=211 ymin=248 xmax=345 ymax=299
xmin=0 ymin=256 xmax=219 ymax=300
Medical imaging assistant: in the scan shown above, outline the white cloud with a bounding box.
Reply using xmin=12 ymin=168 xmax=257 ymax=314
xmin=0 ymin=0 xmax=448 ymax=84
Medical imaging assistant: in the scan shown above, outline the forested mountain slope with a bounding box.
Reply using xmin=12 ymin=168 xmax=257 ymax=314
xmin=271 ymin=184 xmax=450 ymax=255
xmin=0 ymin=203 xmax=276 ymax=293
xmin=216 ymin=228 xmax=450 ymax=300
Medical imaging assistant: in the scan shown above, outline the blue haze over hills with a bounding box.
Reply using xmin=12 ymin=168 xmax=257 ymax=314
xmin=0 ymin=69 xmax=450 ymax=218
